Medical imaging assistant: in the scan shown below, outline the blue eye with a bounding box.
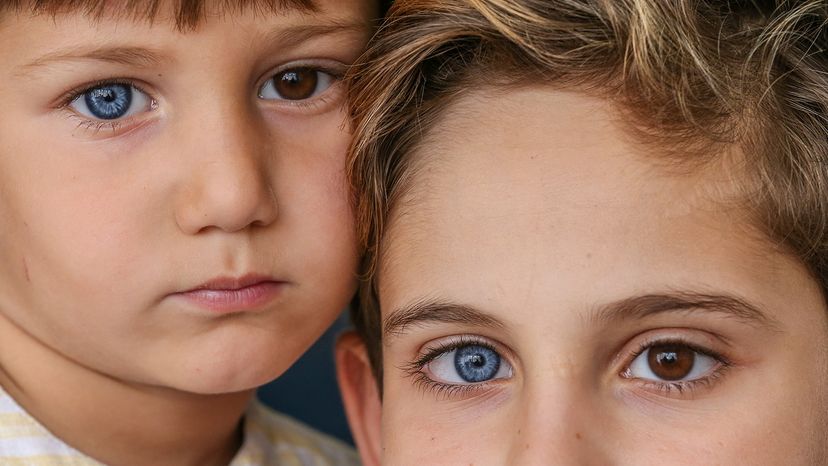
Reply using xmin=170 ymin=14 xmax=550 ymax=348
xmin=427 ymin=343 xmax=512 ymax=384
xmin=70 ymin=83 xmax=153 ymax=120
xmin=455 ymin=345 xmax=501 ymax=382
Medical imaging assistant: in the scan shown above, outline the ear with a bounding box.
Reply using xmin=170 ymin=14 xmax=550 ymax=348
xmin=336 ymin=331 xmax=382 ymax=466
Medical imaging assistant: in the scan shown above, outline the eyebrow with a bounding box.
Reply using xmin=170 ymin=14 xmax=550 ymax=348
xmin=591 ymin=291 xmax=783 ymax=331
xmin=383 ymin=299 xmax=506 ymax=338
xmin=260 ymin=22 xmax=373 ymax=51
xmin=17 ymin=22 xmax=368 ymax=76
xmin=18 ymin=46 xmax=167 ymax=74
xmin=382 ymin=291 xmax=782 ymax=339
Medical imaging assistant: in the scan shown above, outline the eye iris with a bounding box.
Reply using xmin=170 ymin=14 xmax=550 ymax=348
xmin=274 ymin=69 xmax=318 ymax=100
xmin=454 ymin=345 xmax=500 ymax=383
xmin=84 ymin=84 xmax=132 ymax=120
xmin=647 ymin=344 xmax=695 ymax=381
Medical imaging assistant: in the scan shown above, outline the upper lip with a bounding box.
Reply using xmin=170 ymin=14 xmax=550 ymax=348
xmin=185 ymin=274 xmax=281 ymax=292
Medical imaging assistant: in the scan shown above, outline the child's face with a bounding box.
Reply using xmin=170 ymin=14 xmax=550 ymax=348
xmin=345 ymin=88 xmax=828 ymax=465
xmin=0 ymin=0 xmax=374 ymax=394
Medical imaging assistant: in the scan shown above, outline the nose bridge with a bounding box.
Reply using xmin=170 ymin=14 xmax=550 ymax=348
xmin=175 ymin=97 xmax=277 ymax=234
xmin=507 ymin=373 xmax=606 ymax=466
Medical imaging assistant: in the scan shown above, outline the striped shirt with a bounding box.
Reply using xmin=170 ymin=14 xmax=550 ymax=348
xmin=0 ymin=387 xmax=360 ymax=466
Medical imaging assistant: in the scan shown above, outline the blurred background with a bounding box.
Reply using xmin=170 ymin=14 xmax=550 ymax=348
xmin=257 ymin=312 xmax=353 ymax=444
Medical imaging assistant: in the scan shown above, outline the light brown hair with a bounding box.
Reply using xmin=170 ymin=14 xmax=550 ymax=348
xmin=347 ymin=0 xmax=828 ymax=375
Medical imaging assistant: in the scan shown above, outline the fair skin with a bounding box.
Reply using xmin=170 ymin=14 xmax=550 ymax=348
xmin=338 ymin=88 xmax=828 ymax=465
xmin=0 ymin=1 xmax=375 ymax=465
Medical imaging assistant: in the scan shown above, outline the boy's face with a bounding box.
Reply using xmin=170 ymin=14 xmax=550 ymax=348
xmin=341 ymin=88 xmax=828 ymax=465
xmin=0 ymin=0 xmax=374 ymax=394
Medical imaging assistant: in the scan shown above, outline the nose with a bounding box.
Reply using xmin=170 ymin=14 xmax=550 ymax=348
xmin=506 ymin=381 xmax=610 ymax=466
xmin=174 ymin=103 xmax=278 ymax=235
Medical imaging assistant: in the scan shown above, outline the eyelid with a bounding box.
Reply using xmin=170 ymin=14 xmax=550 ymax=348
xmin=610 ymin=328 xmax=729 ymax=368
xmin=615 ymin=330 xmax=733 ymax=396
xmin=54 ymin=78 xmax=156 ymax=111
xmin=255 ymin=59 xmax=347 ymax=105
xmin=55 ymin=78 xmax=160 ymax=139
xmin=400 ymin=334 xmax=516 ymax=401
xmin=261 ymin=58 xmax=348 ymax=82
xmin=405 ymin=334 xmax=517 ymax=377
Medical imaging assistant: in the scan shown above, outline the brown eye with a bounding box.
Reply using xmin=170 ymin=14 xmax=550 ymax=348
xmin=625 ymin=341 xmax=719 ymax=384
xmin=259 ymin=68 xmax=335 ymax=101
xmin=647 ymin=344 xmax=694 ymax=381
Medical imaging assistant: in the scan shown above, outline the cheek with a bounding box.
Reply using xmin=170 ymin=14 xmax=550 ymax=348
xmin=628 ymin=358 xmax=828 ymax=464
xmin=380 ymin=379 xmax=507 ymax=465
xmin=12 ymin=179 xmax=156 ymax=286
xmin=272 ymin=110 xmax=357 ymax=270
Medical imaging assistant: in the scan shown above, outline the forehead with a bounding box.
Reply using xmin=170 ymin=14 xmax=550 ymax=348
xmin=2 ymin=0 xmax=318 ymax=30
xmin=378 ymin=87 xmax=822 ymax=329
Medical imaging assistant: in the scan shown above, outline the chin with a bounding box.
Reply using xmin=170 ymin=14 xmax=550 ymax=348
xmin=170 ymin=360 xmax=290 ymax=395
xmin=164 ymin=340 xmax=302 ymax=395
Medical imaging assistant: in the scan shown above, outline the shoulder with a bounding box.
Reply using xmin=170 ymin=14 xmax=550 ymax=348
xmin=0 ymin=387 xmax=102 ymax=465
xmin=233 ymin=401 xmax=361 ymax=466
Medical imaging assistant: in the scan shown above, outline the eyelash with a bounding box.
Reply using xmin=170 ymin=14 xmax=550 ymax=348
xmin=621 ymin=337 xmax=732 ymax=397
xmin=402 ymin=335 xmax=506 ymax=399
xmin=56 ymin=78 xmax=154 ymax=135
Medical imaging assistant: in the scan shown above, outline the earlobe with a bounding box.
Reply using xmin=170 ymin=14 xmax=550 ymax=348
xmin=336 ymin=331 xmax=382 ymax=466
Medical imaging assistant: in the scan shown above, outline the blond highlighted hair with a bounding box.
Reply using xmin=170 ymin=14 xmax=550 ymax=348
xmin=347 ymin=0 xmax=828 ymax=374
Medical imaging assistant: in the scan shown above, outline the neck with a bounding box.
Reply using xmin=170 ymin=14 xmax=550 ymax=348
xmin=0 ymin=313 xmax=252 ymax=466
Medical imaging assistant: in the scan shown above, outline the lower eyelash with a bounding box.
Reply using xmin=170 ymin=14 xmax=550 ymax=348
xmin=73 ymin=118 xmax=124 ymax=135
xmin=408 ymin=370 xmax=493 ymax=400
xmin=268 ymin=82 xmax=343 ymax=113
xmin=635 ymin=366 xmax=730 ymax=397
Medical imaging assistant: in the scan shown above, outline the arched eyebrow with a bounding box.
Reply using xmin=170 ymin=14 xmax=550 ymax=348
xmin=590 ymin=291 xmax=783 ymax=331
xmin=383 ymin=291 xmax=783 ymax=340
xmin=383 ymin=299 xmax=505 ymax=339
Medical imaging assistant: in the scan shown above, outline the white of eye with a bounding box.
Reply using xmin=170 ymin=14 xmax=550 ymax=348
xmin=69 ymin=84 xmax=153 ymax=121
xmin=427 ymin=345 xmax=513 ymax=385
xmin=258 ymin=69 xmax=335 ymax=101
xmin=627 ymin=346 xmax=718 ymax=382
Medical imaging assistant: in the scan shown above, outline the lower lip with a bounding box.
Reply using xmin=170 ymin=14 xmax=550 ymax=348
xmin=176 ymin=282 xmax=285 ymax=314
